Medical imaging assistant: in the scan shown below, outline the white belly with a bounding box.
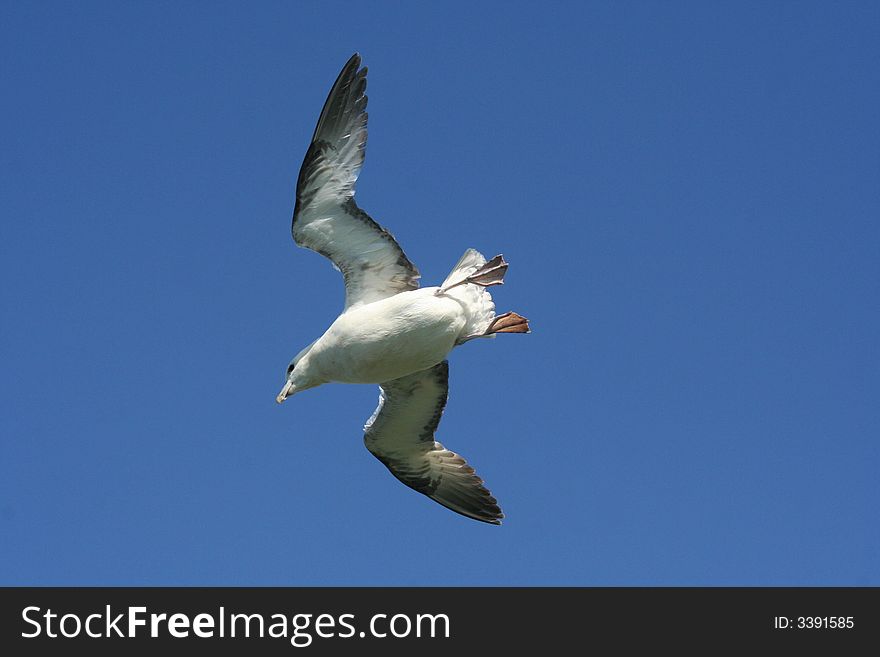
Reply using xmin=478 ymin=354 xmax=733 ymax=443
xmin=310 ymin=289 xmax=466 ymax=384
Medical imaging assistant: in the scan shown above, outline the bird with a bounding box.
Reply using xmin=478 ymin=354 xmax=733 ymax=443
xmin=276 ymin=53 xmax=529 ymax=524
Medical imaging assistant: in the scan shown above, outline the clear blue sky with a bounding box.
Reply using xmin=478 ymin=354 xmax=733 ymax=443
xmin=1 ymin=1 xmax=877 ymax=585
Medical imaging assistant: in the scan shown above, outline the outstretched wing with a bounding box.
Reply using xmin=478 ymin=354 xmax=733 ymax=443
xmin=364 ymin=361 xmax=504 ymax=524
xmin=292 ymin=53 xmax=420 ymax=310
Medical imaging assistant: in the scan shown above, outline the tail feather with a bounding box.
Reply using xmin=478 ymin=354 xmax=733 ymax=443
xmin=440 ymin=249 xmax=496 ymax=342
xmin=440 ymin=248 xmax=530 ymax=343
xmin=440 ymin=248 xmax=487 ymax=291
xmin=440 ymin=254 xmax=508 ymax=292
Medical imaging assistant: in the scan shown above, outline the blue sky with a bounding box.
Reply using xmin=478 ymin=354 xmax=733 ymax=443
xmin=1 ymin=1 xmax=877 ymax=585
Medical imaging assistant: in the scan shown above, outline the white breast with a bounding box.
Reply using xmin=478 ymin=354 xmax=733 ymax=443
xmin=310 ymin=288 xmax=467 ymax=384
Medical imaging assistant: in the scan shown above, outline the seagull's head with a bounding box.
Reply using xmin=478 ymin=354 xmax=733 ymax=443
xmin=276 ymin=360 xmax=299 ymax=403
xmin=276 ymin=341 xmax=321 ymax=404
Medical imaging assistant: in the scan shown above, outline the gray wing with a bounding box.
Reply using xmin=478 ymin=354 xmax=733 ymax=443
xmin=292 ymin=53 xmax=420 ymax=310
xmin=364 ymin=361 xmax=504 ymax=525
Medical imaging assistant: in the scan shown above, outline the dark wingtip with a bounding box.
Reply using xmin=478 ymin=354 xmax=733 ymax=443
xmin=432 ymin=490 xmax=505 ymax=526
xmin=478 ymin=509 xmax=504 ymax=526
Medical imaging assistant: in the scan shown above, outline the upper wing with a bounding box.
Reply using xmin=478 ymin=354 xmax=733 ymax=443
xmin=292 ymin=53 xmax=419 ymax=310
xmin=364 ymin=361 xmax=504 ymax=525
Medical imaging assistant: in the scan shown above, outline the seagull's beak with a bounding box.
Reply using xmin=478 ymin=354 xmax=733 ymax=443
xmin=276 ymin=380 xmax=296 ymax=404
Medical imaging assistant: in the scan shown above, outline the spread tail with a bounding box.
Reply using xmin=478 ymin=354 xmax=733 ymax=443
xmin=440 ymin=254 xmax=508 ymax=293
xmin=439 ymin=249 xmax=530 ymax=343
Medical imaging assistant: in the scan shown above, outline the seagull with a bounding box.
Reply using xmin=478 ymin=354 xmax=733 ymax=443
xmin=276 ymin=54 xmax=529 ymax=525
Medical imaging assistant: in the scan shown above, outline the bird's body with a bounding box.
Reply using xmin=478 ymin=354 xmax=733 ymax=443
xmin=300 ymin=288 xmax=466 ymax=386
xmin=277 ymin=54 xmax=529 ymax=524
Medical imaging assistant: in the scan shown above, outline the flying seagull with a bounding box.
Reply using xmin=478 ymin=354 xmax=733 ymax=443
xmin=277 ymin=54 xmax=530 ymax=524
